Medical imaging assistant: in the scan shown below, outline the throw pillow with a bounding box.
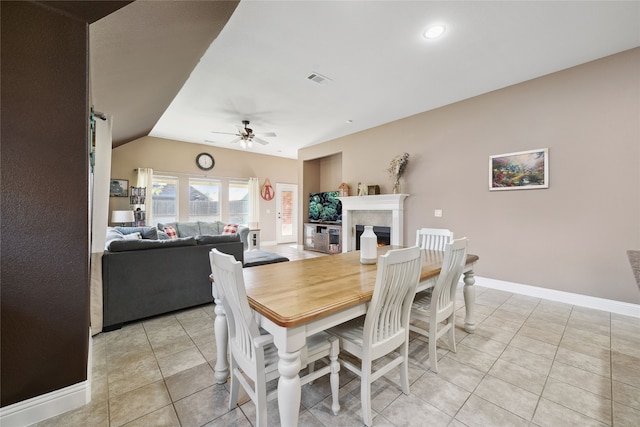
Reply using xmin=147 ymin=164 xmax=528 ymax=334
xmin=122 ymin=232 xmax=142 ymax=240
xmin=222 ymin=223 xmax=239 ymax=235
xmin=163 ymin=226 xmax=178 ymax=239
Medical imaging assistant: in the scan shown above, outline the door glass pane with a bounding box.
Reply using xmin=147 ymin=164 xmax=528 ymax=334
xmin=229 ymin=181 xmax=249 ymax=225
xmin=280 ymin=190 xmax=293 ymax=237
xmin=189 ymin=178 xmax=220 ymax=222
xmin=152 ymin=176 xmax=178 ymax=224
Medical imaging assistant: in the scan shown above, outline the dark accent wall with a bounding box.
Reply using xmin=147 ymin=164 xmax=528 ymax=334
xmin=1 ymin=1 xmax=91 ymax=408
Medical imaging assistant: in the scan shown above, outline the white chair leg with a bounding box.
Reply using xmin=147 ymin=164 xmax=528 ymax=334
xmin=329 ymin=338 xmax=341 ymax=415
xmin=400 ymin=341 xmax=410 ymax=394
xmin=255 ymin=374 xmax=268 ymax=427
xmin=429 ymin=330 xmax=438 ymax=373
xmin=228 ymin=365 xmax=240 ymax=410
xmin=361 ymin=359 xmax=373 ymax=427
xmin=448 ymin=318 xmax=457 ymax=354
xmin=307 ymin=361 xmax=315 ymax=384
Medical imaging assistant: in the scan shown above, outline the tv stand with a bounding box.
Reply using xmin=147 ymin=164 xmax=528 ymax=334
xmin=304 ymin=223 xmax=342 ymax=254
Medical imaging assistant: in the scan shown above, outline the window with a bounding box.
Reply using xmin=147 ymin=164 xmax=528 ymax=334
xmin=152 ymin=175 xmax=178 ymax=224
xmin=189 ymin=178 xmax=220 ymax=222
xmin=229 ymin=180 xmax=249 ymax=225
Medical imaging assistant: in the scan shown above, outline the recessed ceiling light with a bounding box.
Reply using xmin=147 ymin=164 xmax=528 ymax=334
xmin=423 ymin=24 xmax=446 ymax=39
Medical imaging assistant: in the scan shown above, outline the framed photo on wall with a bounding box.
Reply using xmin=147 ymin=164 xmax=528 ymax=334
xmin=110 ymin=179 xmax=129 ymax=197
xmin=489 ymin=148 xmax=549 ymax=191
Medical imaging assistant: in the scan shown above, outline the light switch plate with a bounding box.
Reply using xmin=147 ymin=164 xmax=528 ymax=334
xmin=434 ymin=209 xmax=443 ymax=217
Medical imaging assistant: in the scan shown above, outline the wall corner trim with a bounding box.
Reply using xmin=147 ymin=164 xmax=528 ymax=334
xmin=474 ymin=276 xmax=640 ymax=318
xmin=0 ymin=329 xmax=93 ymax=426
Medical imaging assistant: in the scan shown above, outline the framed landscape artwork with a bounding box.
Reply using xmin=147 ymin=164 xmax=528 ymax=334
xmin=110 ymin=179 xmax=129 ymax=197
xmin=489 ymin=148 xmax=549 ymax=191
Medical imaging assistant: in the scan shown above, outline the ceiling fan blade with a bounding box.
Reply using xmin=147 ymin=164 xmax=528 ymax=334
xmin=211 ymin=131 xmax=238 ymax=136
xmin=229 ymin=137 xmax=242 ymax=144
xmin=253 ymin=137 xmax=269 ymax=145
xmin=256 ymin=131 xmax=277 ymax=138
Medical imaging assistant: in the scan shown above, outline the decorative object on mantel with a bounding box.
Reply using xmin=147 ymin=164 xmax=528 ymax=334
xmin=338 ymin=183 xmax=350 ymax=197
xmin=360 ymin=226 xmax=377 ymax=264
xmin=388 ymin=152 xmax=410 ymax=194
xmin=489 ymin=148 xmax=548 ymax=191
xmin=357 ymin=182 xmax=368 ymax=196
xmin=367 ymin=185 xmax=380 ymax=195
xmin=260 ymin=178 xmax=274 ymax=200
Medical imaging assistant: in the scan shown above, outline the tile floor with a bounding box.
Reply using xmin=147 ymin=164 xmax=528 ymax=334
xmin=33 ymin=244 xmax=640 ymax=426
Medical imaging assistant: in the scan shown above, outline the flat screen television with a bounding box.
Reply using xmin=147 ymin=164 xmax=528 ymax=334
xmin=308 ymin=191 xmax=342 ymax=223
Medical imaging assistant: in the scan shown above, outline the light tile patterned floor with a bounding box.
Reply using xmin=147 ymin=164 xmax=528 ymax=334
xmin=34 ymin=245 xmax=640 ymax=426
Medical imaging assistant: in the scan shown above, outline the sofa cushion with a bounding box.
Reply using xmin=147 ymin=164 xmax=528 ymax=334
xmin=115 ymin=226 xmax=158 ymax=240
xmin=198 ymin=221 xmax=222 ymax=235
xmin=223 ymin=223 xmax=239 ymax=235
xmin=107 ymin=236 xmax=197 ymax=252
xmin=157 ymin=222 xmax=176 ymax=231
xmin=105 ymin=227 xmax=125 ymax=250
xmin=163 ymin=226 xmax=178 ymax=239
xmin=157 ymin=229 xmax=170 ymax=240
xmin=175 ymin=222 xmax=200 ymax=237
xmin=196 ymin=234 xmax=240 ymax=245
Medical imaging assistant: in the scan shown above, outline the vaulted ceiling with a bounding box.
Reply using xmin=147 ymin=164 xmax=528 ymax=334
xmin=90 ymin=1 xmax=640 ymax=159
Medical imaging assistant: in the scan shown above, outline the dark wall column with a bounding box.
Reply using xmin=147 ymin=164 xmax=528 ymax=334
xmin=1 ymin=1 xmax=90 ymax=407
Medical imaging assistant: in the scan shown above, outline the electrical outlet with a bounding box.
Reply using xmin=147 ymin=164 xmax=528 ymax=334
xmin=434 ymin=209 xmax=443 ymax=217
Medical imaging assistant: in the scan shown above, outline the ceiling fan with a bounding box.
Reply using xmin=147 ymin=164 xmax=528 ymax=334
xmin=211 ymin=120 xmax=276 ymax=149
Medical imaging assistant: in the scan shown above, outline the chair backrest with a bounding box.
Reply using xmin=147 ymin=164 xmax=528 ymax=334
xmin=209 ymin=248 xmax=263 ymax=376
xmin=430 ymin=238 xmax=468 ymax=322
xmin=363 ymin=246 xmax=423 ymax=354
xmin=415 ymin=228 xmax=454 ymax=251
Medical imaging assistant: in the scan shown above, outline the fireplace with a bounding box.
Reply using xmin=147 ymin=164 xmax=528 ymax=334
xmin=355 ymin=225 xmax=391 ymax=249
xmin=338 ymin=194 xmax=408 ymax=252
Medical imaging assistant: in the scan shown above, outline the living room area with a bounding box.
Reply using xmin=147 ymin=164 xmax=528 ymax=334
xmin=2 ymin=1 xmax=639 ymax=427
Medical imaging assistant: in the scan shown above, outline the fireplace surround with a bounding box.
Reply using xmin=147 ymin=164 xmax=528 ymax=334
xmin=338 ymin=194 xmax=408 ymax=252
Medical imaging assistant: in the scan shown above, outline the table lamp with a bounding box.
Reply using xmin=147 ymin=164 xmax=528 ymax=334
xmin=111 ymin=210 xmax=134 ymax=226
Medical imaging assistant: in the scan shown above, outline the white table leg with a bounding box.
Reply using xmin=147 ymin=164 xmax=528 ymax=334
xmin=463 ymin=270 xmax=477 ymax=333
xmin=277 ymin=349 xmax=302 ymax=427
xmin=213 ymin=293 xmax=229 ymax=384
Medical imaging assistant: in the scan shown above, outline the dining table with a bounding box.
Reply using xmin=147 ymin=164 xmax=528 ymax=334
xmin=210 ymin=246 xmax=479 ymax=427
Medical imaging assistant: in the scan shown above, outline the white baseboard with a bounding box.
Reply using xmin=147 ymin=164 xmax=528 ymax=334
xmin=474 ymin=276 xmax=640 ymax=318
xmin=0 ymin=329 xmax=93 ymax=427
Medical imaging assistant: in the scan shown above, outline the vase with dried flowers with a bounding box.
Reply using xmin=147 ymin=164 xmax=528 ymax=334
xmin=388 ymin=152 xmax=409 ymax=194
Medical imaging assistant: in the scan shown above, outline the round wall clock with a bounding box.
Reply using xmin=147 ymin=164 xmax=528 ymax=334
xmin=196 ymin=153 xmax=215 ymax=171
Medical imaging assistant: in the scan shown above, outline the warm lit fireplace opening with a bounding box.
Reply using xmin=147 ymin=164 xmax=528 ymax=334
xmin=355 ymin=225 xmax=391 ymax=250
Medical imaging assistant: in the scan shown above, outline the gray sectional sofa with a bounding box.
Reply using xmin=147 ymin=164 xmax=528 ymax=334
xmin=101 ymin=223 xmax=246 ymax=331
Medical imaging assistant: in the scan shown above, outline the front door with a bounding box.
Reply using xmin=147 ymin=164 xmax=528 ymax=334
xmin=275 ymin=183 xmax=297 ymax=244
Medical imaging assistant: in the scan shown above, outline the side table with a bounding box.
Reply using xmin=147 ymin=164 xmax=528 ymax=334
xmin=249 ymin=229 xmax=261 ymax=250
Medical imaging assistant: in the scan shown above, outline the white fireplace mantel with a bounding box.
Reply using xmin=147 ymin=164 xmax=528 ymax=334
xmin=339 ymin=194 xmax=409 ymax=252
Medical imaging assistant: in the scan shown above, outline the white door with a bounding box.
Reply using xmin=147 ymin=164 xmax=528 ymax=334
xmin=275 ymin=183 xmax=297 ymax=244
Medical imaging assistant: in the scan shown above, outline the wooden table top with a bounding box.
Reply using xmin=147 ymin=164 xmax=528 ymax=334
xmin=242 ymin=246 xmax=478 ymax=328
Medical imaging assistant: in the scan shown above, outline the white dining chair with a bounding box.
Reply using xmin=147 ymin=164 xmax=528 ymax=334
xmin=415 ymin=227 xmax=454 ymax=251
xmin=409 ymin=238 xmax=468 ymax=373
xmin=209 ymin=249 xmax=340 ymax=427
xmin=327 ymin=246 xmax=423 ymax=427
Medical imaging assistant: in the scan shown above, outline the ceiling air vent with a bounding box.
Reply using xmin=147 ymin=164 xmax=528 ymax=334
xmin=307 ymin=72 xmax=331 ymax=85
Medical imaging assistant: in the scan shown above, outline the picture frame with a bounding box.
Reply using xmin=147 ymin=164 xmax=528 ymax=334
xmin=110 ymin=179 xmax=129 ymax=197
xmin=489 ymin=148 xmax=549 ymax=191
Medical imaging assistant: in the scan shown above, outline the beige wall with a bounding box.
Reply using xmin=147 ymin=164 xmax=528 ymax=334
xmin=110 ymin=136 xmax=297 ymax=243
xmin=300 ymin=48 xmax=640 ymax=304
